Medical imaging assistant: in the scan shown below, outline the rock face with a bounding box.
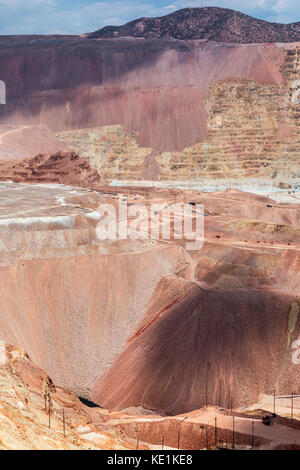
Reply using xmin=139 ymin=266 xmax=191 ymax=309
xmin=0 ymin=343 xmax=142 ymax=450
xmin=0 ymin=29 xmax=299 ymax=183
xmin=89 ymin=7 xmax=300 ymax=43
xmin=0 ymin=125 xmax=69 ymax=161
xmin=1 ymin=31 xmax=300 ymax=183
xmin=56 ymin=42 xmax=300 ymax=183
xmin=93 ymin=277 xmax=300 ymax=415
xmin=2 ymin=343 xmax=299 ymax=450
xmin=0 ymin=173 xmax=299 ymax=416
xmin=0 ymin=181 xmax=190 ymax=397
xmin=0 ymin=151 xmax=107 ymax=188
xmin=90 ymin=189 xmax=300 ymax=414
xmin=1 ymin=173 xmax=299 ymax=413
xmin=0 ymin=7 xmax=300 ymax=435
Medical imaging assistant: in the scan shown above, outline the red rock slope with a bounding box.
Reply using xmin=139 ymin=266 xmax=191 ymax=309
xmin=0 ymin=35 xmax=287 ymax=154
xmin=0 ymin=151 xmax=107 ymax=188
xmin=2 ymin=343 xmax=299 ymax=450
xmin=92 ymin=275 xmax=300 ymax=415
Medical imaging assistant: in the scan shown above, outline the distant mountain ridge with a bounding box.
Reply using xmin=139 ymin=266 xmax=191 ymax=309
xmin=88 ymin=7 xmax=300 ymax=43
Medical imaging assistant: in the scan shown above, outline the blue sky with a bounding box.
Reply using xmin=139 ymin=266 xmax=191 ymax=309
xmin=0 ymin=0 xmax=299 ymax=35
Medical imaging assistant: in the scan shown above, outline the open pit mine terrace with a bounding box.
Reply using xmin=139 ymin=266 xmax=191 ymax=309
xmin=0 ymin=174 xmax=299 ymax=451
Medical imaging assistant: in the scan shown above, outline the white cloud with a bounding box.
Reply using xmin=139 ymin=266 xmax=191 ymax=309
xmin=164 ymin=4 xmax=177 ymax=9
